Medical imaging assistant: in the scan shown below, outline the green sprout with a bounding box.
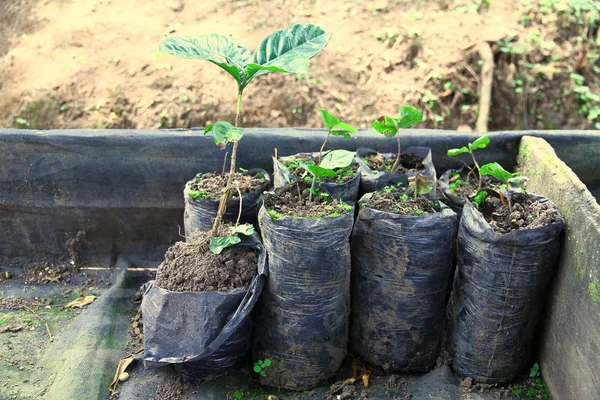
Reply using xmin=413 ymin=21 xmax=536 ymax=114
xmin=160 ymin=24 xmax=330 ymax=252
xmin=446 ymin=135 xmax=490 ymax=190
xmin=317 ymin=109 xmax=357 ymax=163
xmin=301 ymin=149 xmax=355 ymax=202
xmin=372 ymin=106 xmax=423 ymax=174
xmin=409 ymin=171 xmax=434 ymax=199
xmin=253 ymin=359 xmax=272 ymax=377
xmin=473 ymin=190 xmax=488 ymax=208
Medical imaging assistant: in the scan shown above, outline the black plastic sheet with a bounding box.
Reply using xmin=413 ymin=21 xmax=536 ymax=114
xmin=356 ymin=147 xmax=436 ymax=198
xmin=183 ymin=169 xmax=271 ymax=237
xmin=350 ymin=197 xmax=458 ymax=371
xmin=447 ymin=198 xmax=564 ymax=383
xmin=272 ymin=153 xmax=360 ymax=202
xmin=253 ymin=203 xmax=354 ymax=390
xmin=139 ymin=236 xmax=267 ymax=382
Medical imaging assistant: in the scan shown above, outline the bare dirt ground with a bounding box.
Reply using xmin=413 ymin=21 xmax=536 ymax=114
xmin=1 ymin=0 xmax=598 ymax=132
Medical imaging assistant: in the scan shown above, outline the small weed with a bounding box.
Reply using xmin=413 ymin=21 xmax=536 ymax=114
xmin=0 ymin=317 xmax=8 ymax=325
xmin=253 ymin=359 xmax=272 ymax=377
xmin=267 ymin=209 xmax=282 ymax=220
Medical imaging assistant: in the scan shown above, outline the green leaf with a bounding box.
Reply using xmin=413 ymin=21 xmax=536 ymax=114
xmin=231 ymin=223 xmax=255 ymax=236
xmin=372 ymin=115 xmax=398 ymax=138
xmin=319 ymin=109 xmax=340 ymax=131
xmin=253 ymin=364 xmax=262 ymax=373
xmin=263 ymin=359 xmax=272 ymax=367
xmin=209 ymin=236 xmax=241 ymax=255
xmin=447 ymin=146 xmax=470 ymax=156
xmin=247 ymin=24 xmax=331 ymax=84
xmin=233 ymin=390 xmax=244 ymax=400
xmin=159 ymin=35 xmax=250 ymax=85
xmin=397 ymin=106 xmax=423 ymax=128
xmin=473 ymin=190 xmax=488 ymax=208
xmin=320 ymin=150 xmax=355 ymax=169
xmin=480 ymin=162 xmax=515 ymax=183
xmin=304 ymin=164 xmax=337 ymax=178
xmin=469 ymin=135 xmax=490 ymax=150
xmin=205 ymin=121 xmax=243 ymax=149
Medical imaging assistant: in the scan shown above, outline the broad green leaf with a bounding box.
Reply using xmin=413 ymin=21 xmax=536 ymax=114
xmin=304 ymin=164 xmax=337 ymax=178
xmin=447 ymin=146 xmax=470 ymax=156
xmin=159 ymin=35 xmax=250 ymax=85
xmin=473 ymin=190 xmax=488 ymax=208
xmin=247 ymin=24 xmax=331 ymax=84
xmin=469 ymin=136 xmax=490 ymax=150
xmin=205 ymin=121 xmax=243 ymax=149
xmin=480 ymin=162 xmax=515 ymax=183
xmin=209 ymin=236 xmax=241 ymax=255
xmin=319 ymin=109 xmax=341 ymax=132
xmin=372 ymin=116 xmax=398 ymax=138
xmin=397 ymin=106 xmax=423 ymax=128
xmin=231 ymin=223 xmax=255 ymax=236
xmin=263 ymin=359 xmax=272 ymax=367
xmin=320 ymin=149 xmax=355 ymax=169
xmin=334 ymin=121 xmax=358 ymax=133
xmin=253 ymin=365 xmax=262 ymax=373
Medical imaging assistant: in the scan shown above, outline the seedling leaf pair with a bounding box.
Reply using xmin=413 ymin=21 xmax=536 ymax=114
xmin=447 ymin=136 xmax=490 ymax=156
xmin=319 ymin=109 xmax=358 ymax=140
xmin=205 ymin=121 xmax=243 ymax=149
xmin=160 ymin=24 xmax=331 ymax=90
xmin=209 ymin=223 xmax=255 ymax=254
xmin=373 ymin=106 xmax=423 ymax=138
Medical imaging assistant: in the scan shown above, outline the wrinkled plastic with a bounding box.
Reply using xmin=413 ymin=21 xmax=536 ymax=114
xmin=253 ymin=204 xmax=355 ymax=390
xmin=272 ymin=153 xmax=360 ymax=202
xmin=350 ymin=196 xmax=458 ymax=371
xmin=438 ymin=168 xmax=468 ymax=216
xmin=183 ymin=169 xmax=271 ymax=237
xmin=356 ymin=147 xmax=436 ymax=198
xmin=139 ymin=235 xmax=267 ymax=382
xmin=447 ymin=198 xmax=564 ymax=383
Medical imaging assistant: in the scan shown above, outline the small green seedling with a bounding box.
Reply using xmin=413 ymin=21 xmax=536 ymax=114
xmin=479 ymin=162 xmax=528 ymax=213
xmin=473 ymin=190 xmax=488 ymax=208
xmin=446 ymin=135 xmax=490 ymax=190
xmin=160 ymin=24 xmax=330 ymax=252
xmin=317 ymin=109 xmax=357 ymax=163
xmin=209 ymin=223 xmax=255 ymax=254
xmin=530 ymin=362 xmax=541 ymax=378
xmin=253 ymin=358 xmax=272 ymax=377
xmin=408 ymin=171 xmax=434 ymax=199
xmin=372 ymin=106 xmax=423 ymax=173
xmin=302 ymin=149 xmax=355 ymax=202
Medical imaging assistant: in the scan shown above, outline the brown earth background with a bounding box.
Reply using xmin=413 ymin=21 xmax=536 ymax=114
xmin=1 ymin=0 xmax=599 ymax=132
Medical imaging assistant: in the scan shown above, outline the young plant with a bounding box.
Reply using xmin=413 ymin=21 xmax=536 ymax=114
xmin=479 ymin=162 xmax=528 ymax=212
xmin=317 ymin=109 xmax=357 ymax=163
xmin=446 ymin=135 xmax=490 ymax=190
xmin=253 ymin=359 xmax=272 ymax=377
xmin=159 ymin=24 xmax=331 ymax=252
xmin=302 ymin=149 xmax=355 ymax=202
xmin=372 ymin=106 xmax=423 ymax=173
xmin=408 ymin=171 xmax=434 ymax=199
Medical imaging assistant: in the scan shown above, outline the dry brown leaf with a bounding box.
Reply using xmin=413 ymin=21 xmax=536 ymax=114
xmin=362 ymin=373 xmax=370 ymax=388
xmin=0 ymin=324 xmax=24 ymax=333
xmin=109 ymin=350 xmax=141 ymax=393
xmin=344 ymin=377 xmax=357 ymax=385
xmin=64 ymin=295 xmax=96 ymax=308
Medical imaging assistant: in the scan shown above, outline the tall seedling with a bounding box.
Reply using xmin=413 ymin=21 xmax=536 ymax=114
xmin=372 ymin=106 xmax=423 ymax=173
xmin=160 ymin=24 xmax=331 ymax=250
xmin=446 ymin=135 xmax=490 ymax=190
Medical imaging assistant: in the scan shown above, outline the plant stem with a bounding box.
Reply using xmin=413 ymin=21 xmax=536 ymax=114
xmin=318 ymin=131 xmax=330 ymax=164
xmin=471 ymin=151 xmax=483 ymax=191
xmin=309 ymin=176 xmax=316 ymax=202
xmin=211 ymin=90 xmax=243 ymax=236
xmin=391 ymin=134 xmax=402 ymax=173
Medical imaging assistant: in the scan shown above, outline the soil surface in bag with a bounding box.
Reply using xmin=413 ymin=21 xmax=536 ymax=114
xmin=438 ymin=168 xmax=499 ymax=214
xmin=356 ymin=147 xmax=436 ymax=196
xmin=140 ymin=232 xmax=266 ymax=383
xmin=351 ymin=187 xmax=457 ymax=371
xmin=273 ymin=153 xmax=360 ymax=202
xmin=254 ymin=183 xmax=354 ymax=391
xmin=183 ymin=169 xmax=271 ymax=237
xmin=447 ymin=195 xmax=565 ymax=384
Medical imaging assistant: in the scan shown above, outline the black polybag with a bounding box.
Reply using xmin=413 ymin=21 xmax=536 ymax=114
xmin=438 ymin=168 xmax=467 ymax=216
xmin=447 ymin=197 xmax=564 ymax=383
xmin=356 ymin=147 xmax=436 ymax=198
xmin=272 ymin=153 xmax=360 ymax=202
xmin=183 ymin=169 xmax=271 ymax=237
xmin=252 ymin=203 xmax=355 ymax=390
xmin=138 ymin=235 xmax=267 ymax=382
xmin=350 ymin=196 xmax=458 ymax=371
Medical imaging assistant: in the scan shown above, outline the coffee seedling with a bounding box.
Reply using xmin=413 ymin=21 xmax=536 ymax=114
xmin=446 ymin=135 xmax=490 ymax=190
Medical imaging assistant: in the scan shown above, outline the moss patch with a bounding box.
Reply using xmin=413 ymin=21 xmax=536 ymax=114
xmin=589 ymin=277 xmax=600 ymax=304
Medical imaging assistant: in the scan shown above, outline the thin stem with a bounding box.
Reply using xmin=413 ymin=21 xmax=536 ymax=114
xmin=309 ymin=176 xmax=316 ymax=203
xmin=235 ymin=184 xmax=243 ymax=226
xmin=211 ymin=90 xmax=244 ymax=236
xmin=391 ymin=134 xmax=402 ymax=173
xmin=318 ymin=131 xmax=331 ymax=164
xmin=470 ymin=151 xmax=482 ymax=191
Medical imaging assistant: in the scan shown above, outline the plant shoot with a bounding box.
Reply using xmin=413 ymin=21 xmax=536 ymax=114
xmin=447 ymin=135 xmax=490 ymax=190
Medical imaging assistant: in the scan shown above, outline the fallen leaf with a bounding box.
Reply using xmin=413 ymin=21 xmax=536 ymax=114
xmin=0 ymin=324 xmax=23 ymax=333
xmin=109 ymin=350 xmax=142 ymax=393
xmin=362 ymin=373 xmax=370 ymax=388
xmin=344 ymin=377 xmax=357 ymax=385
xmin=64 ymin=295 xmax=96 ymax=308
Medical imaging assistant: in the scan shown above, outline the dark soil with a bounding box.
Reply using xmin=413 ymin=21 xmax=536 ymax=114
xmin=264 ymin=182 xmax=353 ymax=219
xmin=447 ymin=170 xmax=496 ymax=198
xmin=478 ymin=192 xmax=564 ymax=234
xmin=188 ymin=172 xmax=267 ymax=200
xmin=364 ymin=186 xmax=440 ymax=215
xmin=155 ymin=233 xmax=257 ymax=292
xmin=281 ymin=154 xmax=359 ymax=184
xmin=363 ymin=152 xmax=424 ymax=175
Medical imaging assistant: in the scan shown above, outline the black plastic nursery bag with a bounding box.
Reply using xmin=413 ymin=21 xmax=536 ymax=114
xmin=139 ymin=237 xmax=267 ymax=382
xmin=447 ymin=198 xmax=564 ymax=383
xmin=273 ymin=153 xmax=360 ymax=202
xmin=356 ymin=147 xmax=436 ymax=198
xmin=438 ymin=168 xmax=468 ymax=216
xmin=350 ymin=196 xmax=458 ymax=371
xmin=183 ymin=169 xmax=270 ymax=237
xmin=253 ymin=204 xmax=355 ymax=390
